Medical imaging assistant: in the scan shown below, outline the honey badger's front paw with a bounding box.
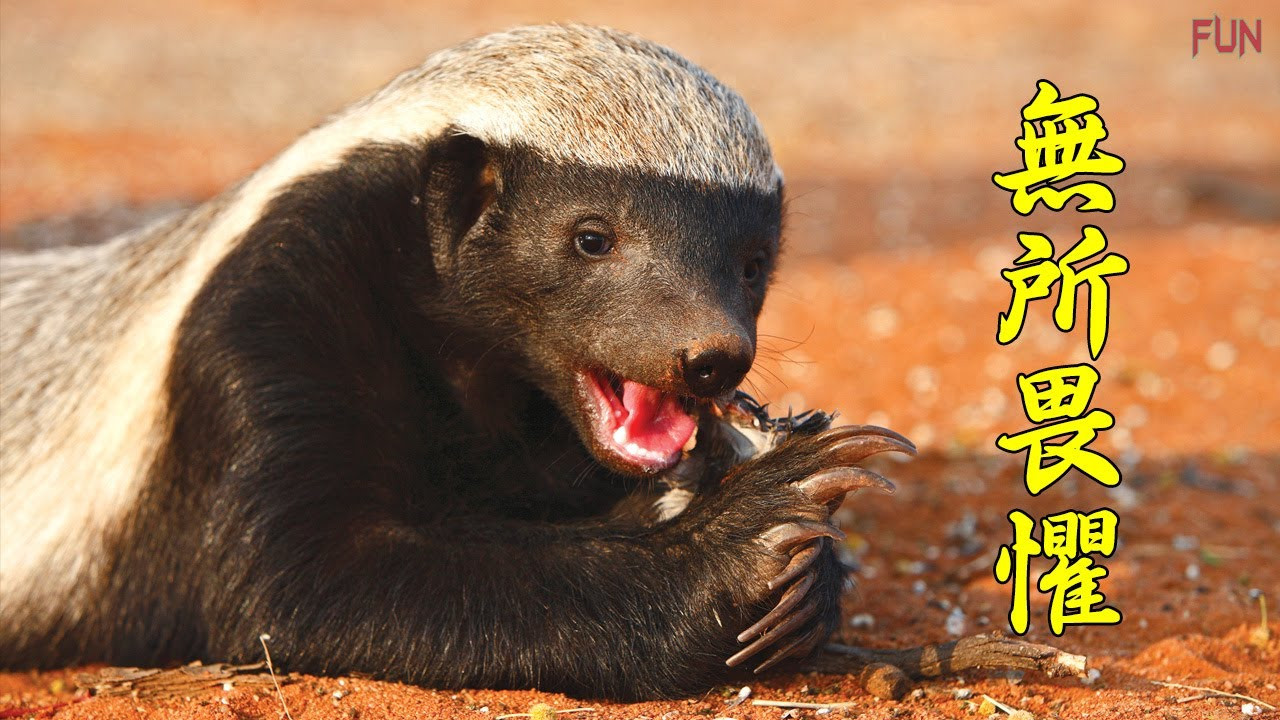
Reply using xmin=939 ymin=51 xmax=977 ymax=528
xmin=725 ymin=425 xmax=914 ymax=673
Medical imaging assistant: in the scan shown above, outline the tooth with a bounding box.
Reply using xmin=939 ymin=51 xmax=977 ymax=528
xmin=682 ymin=426 xmax=699 ymax=453
xmin=613 ymin=426 xmax=629 ymax=444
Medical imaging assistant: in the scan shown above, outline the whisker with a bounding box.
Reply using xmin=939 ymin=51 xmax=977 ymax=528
xmin=461 ymin=327 xmax=532 ymax=401
xmin=765 ymin=283 xmax=806 ymax=303
xmin=756 ymin=348 xmax=813 ymax=368
xmin=568 ymin=456 xmax=599 ymax=488
xmin=750 ymin=362 xmax=788 ymax=389
xmin=757 ymin=327 xmax=815 ymax=350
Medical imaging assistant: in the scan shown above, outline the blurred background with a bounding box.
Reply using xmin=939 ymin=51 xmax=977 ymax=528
xmin=1 ymin=2 xmax=1277 ymax=713
xmin=2 ymin=0 xmax=1276 ymax=460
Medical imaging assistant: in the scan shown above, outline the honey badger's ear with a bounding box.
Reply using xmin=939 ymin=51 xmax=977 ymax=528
xmin=422 ymin=130 xmax=497 ymax=248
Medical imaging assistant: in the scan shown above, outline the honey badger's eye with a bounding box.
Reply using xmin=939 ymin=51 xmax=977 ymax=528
xmin=743 ymin=254 xmax=765 ymax=282
xmin=574 ymin=231 xmax=614 ymax=258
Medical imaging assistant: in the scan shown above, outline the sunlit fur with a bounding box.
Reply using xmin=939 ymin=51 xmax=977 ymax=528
xmin=0 ymin=25 xmax=845 ymax=700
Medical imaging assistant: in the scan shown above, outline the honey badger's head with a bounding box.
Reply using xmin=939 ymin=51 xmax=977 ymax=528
xmin=400 ymin=25 xmax=782 ymax=475
xmin=420 ymin=138 xmax=780 ymax=475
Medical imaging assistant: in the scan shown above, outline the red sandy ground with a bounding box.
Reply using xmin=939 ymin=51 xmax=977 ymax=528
xmin=1 ymin=1 xmax=1277 ymax=718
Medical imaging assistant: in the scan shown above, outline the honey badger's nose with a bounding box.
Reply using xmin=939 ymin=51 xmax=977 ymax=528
xmin=681 ymin=336 xmax=754 ymax=397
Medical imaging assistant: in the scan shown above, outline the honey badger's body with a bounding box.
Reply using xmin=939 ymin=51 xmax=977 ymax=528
xmin=0 ymin=25 xmax=910 ymax=699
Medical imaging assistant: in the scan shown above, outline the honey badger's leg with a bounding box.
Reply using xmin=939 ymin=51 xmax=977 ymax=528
xmin=651 ymin=399 xmax=914 ymax=672
xmin=722 ymin=426 xmax=912 ymax=672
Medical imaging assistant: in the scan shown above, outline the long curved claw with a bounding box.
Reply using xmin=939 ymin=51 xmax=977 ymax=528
xmin=753 ymin=624 xmax=826 ymax=674
xmin=738 ymin=570 xmax=816 ymax=642
xmin=825 ymin=434 xmax=917 ymax=465
xmin=795 ymin=466 xmax=897 ymax=504
xmin=725 ymin=602 xmax=818 ymax=668
xmin=816 ymin=424 xmax=917 ymax=452
xmin=725 ymin=421 xmax=913 ymax=676
xmin=767 ymin=544 xmax=821 ymax=590
xmin=759 ymin=521 xmax=845 ymax=553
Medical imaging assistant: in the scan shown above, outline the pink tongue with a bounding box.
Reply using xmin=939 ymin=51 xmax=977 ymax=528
xmin=617 ymin=380 xmax=696 ymax=457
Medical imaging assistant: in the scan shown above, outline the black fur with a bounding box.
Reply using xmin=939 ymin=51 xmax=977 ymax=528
xmin=12 ymin=137 xmax=848 ymax=699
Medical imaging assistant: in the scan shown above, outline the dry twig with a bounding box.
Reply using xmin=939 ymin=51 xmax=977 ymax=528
xmin=259 ymin=633 xmax=296 ymax=720
xmin=1150 ymin=680 xmax=1276 ymax=710
xmin=806 ymin=632 xmax=1087 ymax=700
xmin=1249 ymin=593 xmax=1271 ymax=648
xmin=751 ymin=699 xmax=859 ymax=710
xmin=820 ymin=632 xmax=1086 ymax=678
xmin=495 ymin=706 xmax=594 ymax=719
xmin=76 ymin=661 xmax=285 ymax=699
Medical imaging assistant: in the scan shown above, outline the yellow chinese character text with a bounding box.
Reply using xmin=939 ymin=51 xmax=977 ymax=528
xmin=1016 ymin=363 xmax=1101 ymax=423
xmin=994 ymin=509 xmax=1122 ymax=636
xmin=992 ymin=79 xmax=1126 ymax=215
xmin=997 ymin=363 xmax=1119 ymax=495
xmin=993 ymin=510 xmax=1041 ymax=635
xmin=997 ymin=226 xmax=1129 ymax=360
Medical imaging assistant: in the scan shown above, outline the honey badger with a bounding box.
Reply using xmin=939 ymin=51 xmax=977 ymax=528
xmin=0 ymin=25 xmax=913 ymax=699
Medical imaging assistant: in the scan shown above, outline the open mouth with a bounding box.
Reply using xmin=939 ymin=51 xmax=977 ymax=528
xmin=578 ymin=369 xmax=699 ymax=473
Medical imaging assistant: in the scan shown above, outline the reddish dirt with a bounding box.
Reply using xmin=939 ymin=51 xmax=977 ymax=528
xmin=1 ymin=1 xmax=1277 ymax=718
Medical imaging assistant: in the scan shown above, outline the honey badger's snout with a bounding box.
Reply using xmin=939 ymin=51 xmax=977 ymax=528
xmin=575 ymin=309 xmax=756 ymax=474
xmin=680 ymin=333 xmax=754 ymax=398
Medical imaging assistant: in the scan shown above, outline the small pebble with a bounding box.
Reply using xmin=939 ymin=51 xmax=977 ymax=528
xmin=947 ymin=512 xmax=979 ymax=542
xmin=860 ymin=663 xmax=912 ymax=700
xmin=1185 ymin=563 xmax=1201 ymax=581
xmin=1206 ymin=341 xmax=1237 ymax=371
xmin=906 ymin=365 xmax=940 ymax=397
xmin=954 ymin=688 xmax=973 ymax=700
xmin=897 ymin=559 xmax=928 ymax=575
xmin=849 ymin=613 xmax=875 ymax=629
xmin=945 ymin=607 xmax=967 ymax=636
xmin=1242 ymin=703 xmax=1263 ymax=716
xmin=1107 ymin=484 xmax=1142 ymax=511
xmin=332 ymin=690 xmax=345 ymax=700
xmin=724 ymin=685 xmax=751 ymax=707
xmin=1261 ymin=318 xmax=1280 ymax=348
xmin=1168 ymin=270 xmax=1199 ymax=303
xmin=1150 ymin=329 xmax=1179 ymax=359
xmin=866 ymin=305 xmax=899 ymax=338
xmin=1081 ymin=668 xmax=1102 ymax=686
